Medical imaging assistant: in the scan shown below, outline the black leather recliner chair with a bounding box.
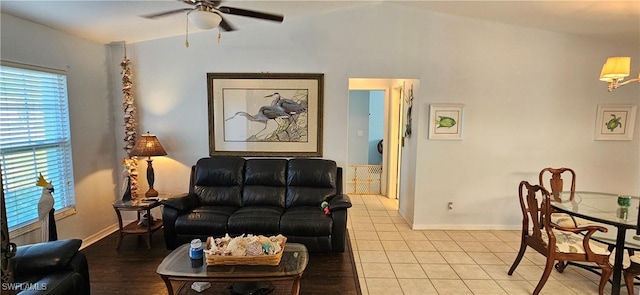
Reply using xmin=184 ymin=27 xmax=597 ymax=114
xmin=161 ymin=157 xmax=352 ymax=252
xmin=11 ymin=239 xmax=90 ymax=295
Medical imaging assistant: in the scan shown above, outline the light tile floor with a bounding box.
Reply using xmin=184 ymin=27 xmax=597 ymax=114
xmin=348 ymin=194 xmax=631 ymax=295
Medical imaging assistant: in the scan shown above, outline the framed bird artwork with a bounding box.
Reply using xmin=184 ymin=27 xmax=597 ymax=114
xmin=207 ymin=73 xmax=324 ymax=157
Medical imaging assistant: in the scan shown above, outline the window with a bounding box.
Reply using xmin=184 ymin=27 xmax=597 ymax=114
xmin=0 ymin=62 xmax=76 ymax=232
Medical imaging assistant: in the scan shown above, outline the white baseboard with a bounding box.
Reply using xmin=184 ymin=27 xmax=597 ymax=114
xmin=356 ymin=196 xmax=521 ymax=231
xmin=80 ymin=223 xmax=119 ymax=250
xmin=397 ymin=208 xmax=412 ymax=225
xmin=411 ymin=224 xmax=521 ymax=231
xmin=395 ymin=209 xmax=519 ymax=231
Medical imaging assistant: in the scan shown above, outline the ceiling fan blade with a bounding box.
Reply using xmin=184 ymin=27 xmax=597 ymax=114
xmin=142 ymin=8 xmax=192 ymax=19
xmin=218 ymin=6 xmax=284 ymax=22
xmin=201 ymin=0 xmax=221 ymax=6
xmin=217 ymin=14 xmax=236 ymax=31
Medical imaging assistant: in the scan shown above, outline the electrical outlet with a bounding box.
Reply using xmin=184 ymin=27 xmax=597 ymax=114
xmin=448 ymin=202 xmax=453 ymax=210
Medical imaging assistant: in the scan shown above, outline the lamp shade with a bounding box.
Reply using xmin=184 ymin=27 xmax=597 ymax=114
xmin=188 ymin=10 xmax=222 ymax=30
xmin=130 ymin=132 xmax=167 ymax=157
xmin=600 ymin=56 xmax=631 ymax=81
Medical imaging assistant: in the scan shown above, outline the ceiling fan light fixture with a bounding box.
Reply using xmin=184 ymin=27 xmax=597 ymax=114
xmin=188 ymin=9 xmax=222 ymax=30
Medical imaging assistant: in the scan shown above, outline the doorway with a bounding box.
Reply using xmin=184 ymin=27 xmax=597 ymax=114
xmin=347 ymin=78 xmax=406 ymax=200
xmin=347 ymin=90 xmax=384 ymax=195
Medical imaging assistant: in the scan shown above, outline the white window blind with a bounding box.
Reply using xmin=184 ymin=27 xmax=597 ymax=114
xmin=0 ymin=63 xmax=76 ymax=231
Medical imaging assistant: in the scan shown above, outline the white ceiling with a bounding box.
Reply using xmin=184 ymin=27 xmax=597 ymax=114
xmin=1 ymin=0 xmax=639 ymax=47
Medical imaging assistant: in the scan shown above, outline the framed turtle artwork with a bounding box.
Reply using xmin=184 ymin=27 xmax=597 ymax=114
xmin=428 ymin=104 xmax=465 ymax=140
xmin=594 ymin=104 xmax=637 ymax=141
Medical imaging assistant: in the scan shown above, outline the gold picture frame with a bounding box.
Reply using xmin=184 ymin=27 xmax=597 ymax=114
xmin=207 ymin=73 xmax=324 ymax=156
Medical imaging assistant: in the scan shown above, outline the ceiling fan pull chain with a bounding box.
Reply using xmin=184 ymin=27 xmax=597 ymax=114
xmin=185 ymin=13 xmax=190 ymax=48
xmin=217 ymin=29 xmax=221 ymax=43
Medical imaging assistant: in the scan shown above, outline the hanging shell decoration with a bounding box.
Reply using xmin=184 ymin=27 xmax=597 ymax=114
xmin=120 ymin=45 xmax=139 ymax=196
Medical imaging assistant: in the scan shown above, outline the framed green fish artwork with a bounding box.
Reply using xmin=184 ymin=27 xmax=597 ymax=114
xmin=429 ymin=104 xmax=465 ymax=140
xmin=594 ymin=104 xmax=636 ymax=141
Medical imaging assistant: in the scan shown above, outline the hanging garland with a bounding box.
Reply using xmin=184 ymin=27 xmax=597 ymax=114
xmin=120 ymin=43 xmax=139 ymax=198
xmin=404 ymin=83 xmax=414 ymax=138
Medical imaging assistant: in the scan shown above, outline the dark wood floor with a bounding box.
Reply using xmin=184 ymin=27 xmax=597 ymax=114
xmin=81 ymin=229 xmax=360 ymax=295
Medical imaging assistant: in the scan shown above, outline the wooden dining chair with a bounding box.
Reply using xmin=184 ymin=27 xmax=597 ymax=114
xmin=508 ymin=181 xmax=613 ymax=295
xmin=623 ymin=253 xmax=640 ymax=295
xmin=538 ymin=167 xmax=576 ymax=200
xmin=539 ymin=167 xmax=580 ymax=228
xmin=622 ymin=209 xmax=640 ymax=295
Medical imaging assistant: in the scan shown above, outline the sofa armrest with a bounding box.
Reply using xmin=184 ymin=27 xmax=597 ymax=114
xmin=327 ymin=194 xmax=352 ymax=211
xmin=13 ymin=239 xmax=82 ymax=276
xmin=161 ymin=193 xmax=198 ymax=213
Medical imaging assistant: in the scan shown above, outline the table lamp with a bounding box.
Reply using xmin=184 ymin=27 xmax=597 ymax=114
xmin=130 ymin=131 xmax=167 ymax=198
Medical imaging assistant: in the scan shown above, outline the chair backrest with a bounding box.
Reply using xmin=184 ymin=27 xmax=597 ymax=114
xmin=191 ymin=157 xmax=245 ymax=207
xmin=518 ymin=180 xmax=553 ymax=247
xmin=286 ymin=158 xmax=337 ymax=208
xmin=538 ymin=167 xmax=576 ymax=200
xmin=637 ymin=204 xmax=640 ymax=235
xmin=243 ymin=159 xmax=287 ymax=207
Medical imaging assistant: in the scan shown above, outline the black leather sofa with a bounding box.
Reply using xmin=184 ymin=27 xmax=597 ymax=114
xmin=12 ymin=239 xmax=90 ymax=295
xmin=161 ymin=157 xmax=352 ymax=252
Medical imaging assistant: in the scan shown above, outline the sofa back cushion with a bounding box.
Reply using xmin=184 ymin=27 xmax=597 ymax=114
xmin=286 ymin=159 xmax=337 ymax=208
xmin=243 ymin=159 xmax=287 ymax=207
xmin=192 ymin=157 xmax=245 ymax=207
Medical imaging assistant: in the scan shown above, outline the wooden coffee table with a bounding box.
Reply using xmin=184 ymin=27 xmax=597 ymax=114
xmin=156 ymin=242 xmax=309 ymax=295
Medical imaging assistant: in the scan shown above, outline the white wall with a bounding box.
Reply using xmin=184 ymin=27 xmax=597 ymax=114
xmin=368 ymin=91 xmax=384 ymax=165
xmin=346 ymin=90 xmax=384 ymax=165
xmin=348 ymin=91 xmax=370 ymax=165
xmin=1 ymin=13 xmax=118 ymax=245
xmin=118 ymin=3 xmax=639 ymax=230
xmin=409 ymin=10 xmax=640 ymax=229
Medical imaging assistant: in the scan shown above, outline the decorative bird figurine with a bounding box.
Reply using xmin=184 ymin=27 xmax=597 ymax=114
xmin=36 ymin=173 xmax=54 ymax=242
xmin=225 ymin=105 xmax=289 ymax=137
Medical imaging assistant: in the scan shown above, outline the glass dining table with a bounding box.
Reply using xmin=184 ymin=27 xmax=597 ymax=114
xmin=551 ymin=191 xmax=639 ymax=295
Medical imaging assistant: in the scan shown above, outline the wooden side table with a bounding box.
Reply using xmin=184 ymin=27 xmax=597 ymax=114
xmin=112 ymin=199 xmax=163 ymax=249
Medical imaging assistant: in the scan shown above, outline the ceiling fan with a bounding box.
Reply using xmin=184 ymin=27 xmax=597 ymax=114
xmin=142 ymin=0 xmax=284 ymax=31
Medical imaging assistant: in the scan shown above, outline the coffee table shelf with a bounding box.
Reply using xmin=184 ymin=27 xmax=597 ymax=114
xmin=157 ymin=242 xmax=308 ymax=295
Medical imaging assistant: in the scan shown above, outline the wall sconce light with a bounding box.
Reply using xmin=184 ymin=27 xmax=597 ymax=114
xmin=600 ymin=56 xmax=640 ymax=91
xmin=130 ymin=131 xmax=167 ymax=198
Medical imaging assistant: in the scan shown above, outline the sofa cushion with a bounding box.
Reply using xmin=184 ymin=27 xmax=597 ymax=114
xmin=280 ymin=206 xmax=333 ymax=236
xmin=245 ymin=159 xmax=287 ymax=186
xmin=193 ymin=157 xmax=245 ymax=206
xmin=242 ymin=186 xmax=286 ymax=207
xmin=17 ymin=271 xmax=84 ymax=295
xmin=194 ymin=186 xmax=242 ymax=207
xmin=540 ymin=229 xmax=610 ymax=255
xmin=227 ymin=206 xmax=284 ymax=235
xmin=175 ymin=206 xmax=237 ymax=235
xmin=13 ymin=239 xmax=82 ymax=276
xmin=286 ymin=159 xmax=337 ymax=208
xmin=243 ymin=159 xmax=286 ymax=207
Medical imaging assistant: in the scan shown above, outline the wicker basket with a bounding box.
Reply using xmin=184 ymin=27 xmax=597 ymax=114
xmin=204 ymin=236 xmax=287 ymax=266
